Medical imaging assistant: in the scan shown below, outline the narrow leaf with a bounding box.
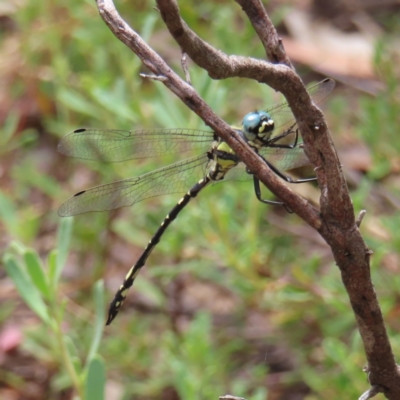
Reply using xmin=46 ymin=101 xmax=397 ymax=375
xmin=24 ymin=250 xmax=51 ymax=299
xmin=54 ymin=217 xmax=73 ymax=284
xmin=85 ymin=356 xmax=105 ymax=400
xmin=4 ymin=255 xmax=49 ymax=323
xmin=48 ymin=249 xmax=58 ymax=286
xmin=86 ymin=280 xmax=105 ymax=365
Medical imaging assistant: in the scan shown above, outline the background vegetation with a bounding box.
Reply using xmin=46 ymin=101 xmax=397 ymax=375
xmin=1 ymin=0 xmax=400 ymax=399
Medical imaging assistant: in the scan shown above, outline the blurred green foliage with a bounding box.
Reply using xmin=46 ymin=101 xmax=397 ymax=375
xmin=3 ymin=219 xmax=106 ymax=399
xmin=1 ymin=0 xmax=400 ymax=399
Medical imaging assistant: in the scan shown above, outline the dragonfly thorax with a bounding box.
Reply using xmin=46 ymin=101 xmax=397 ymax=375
xmin=206 ymin=141 xmax=240 ymax=182
xmin=58 ymin=78 xmax=335 ymax=325
xmin=242 ymin=111 xmax=275 ymax=144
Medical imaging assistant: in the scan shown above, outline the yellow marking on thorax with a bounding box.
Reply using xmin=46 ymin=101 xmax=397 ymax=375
xmin=218 ymin=158 xmax=236 ymax=168
xmin=217 ymin=142 xmax=235 ymax=154
xmin=216 ymin=142 xmax=237 ymax=168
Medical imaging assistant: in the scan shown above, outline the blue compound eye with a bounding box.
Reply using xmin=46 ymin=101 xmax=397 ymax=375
xmin=242 ymin=111 xmax=274 ymax=139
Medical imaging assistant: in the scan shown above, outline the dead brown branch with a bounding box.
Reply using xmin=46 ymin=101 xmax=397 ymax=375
xmin=96 ymin=0 xmax=400 ymax=398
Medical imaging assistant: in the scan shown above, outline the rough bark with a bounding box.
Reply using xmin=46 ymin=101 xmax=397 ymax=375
xmin=96 ymin=0 xmax=400 ymax=398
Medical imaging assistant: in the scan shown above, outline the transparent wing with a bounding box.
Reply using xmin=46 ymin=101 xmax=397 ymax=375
xmin=260 ymin=145 xmax=311 ymax=170
xmin=58 ymin=128 xmax=215 ymax=162
xmin=58 ymin=154 xmax=210 ymax=216
xmin=222 ymin=144 xmax=312 ymax=182
xmin=261 ymin=78 xmax=336 ymax=137
xmin=58 ymin=80 xmax=334 ymax=163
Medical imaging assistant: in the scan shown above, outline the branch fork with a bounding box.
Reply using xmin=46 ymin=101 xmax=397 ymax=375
xmin=96 ymin=0 xmax=400 ymax=398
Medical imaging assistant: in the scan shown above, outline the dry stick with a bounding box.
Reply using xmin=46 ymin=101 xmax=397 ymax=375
xmin=156 ymin=0 xmax=331 ymax=208
xmin=97 ymin=0 xmax=320 ymax=228
xmin=155 ymin=1 xmax=400 ymax=398
xmin=96 ymin=0 xmax=400 ymax=398
xmin=235 ymin=0 xmax=293 ymax=66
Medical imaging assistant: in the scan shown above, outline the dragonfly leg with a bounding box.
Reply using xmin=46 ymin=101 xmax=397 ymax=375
xmin=268 ymin=127 xmax=299 ymax=149
xmin=259 ymin=153 xmax=317 ymax=184
xmin=253 ymin=176 xmax=293 ymax=213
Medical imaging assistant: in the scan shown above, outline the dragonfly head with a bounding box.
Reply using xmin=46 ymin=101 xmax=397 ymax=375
xmin=242 ymin=111 xmax=275 ymax=142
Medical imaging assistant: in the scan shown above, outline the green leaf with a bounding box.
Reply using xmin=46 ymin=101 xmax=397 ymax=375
xmin=24 ymin=250 xmax=51 ymax=299
xmin=8 ymin=241 xmax=27 ymax=254
xmin=0 ymin=111 xmax=19 ymax=146
xmin=85 ymin=356 xmax=105 ymax=400
xmin=57 ymin=88 xmax=102 ymax=119
xmin=64 ymin=335 xmax=82 ymax=375
xmin=0 ymin=191 xmax=18 ymax=235
xmin=54 ymin=217 xmax=73 ymax=284
xmin=86 ymin=280 xmax=105 ymax=365
xmin=91 ymin=83 xmax=138 ymax=122
xmin=3 ymin=255 xmax=49 ymax=323
xmin=48 ymin=249 xmax=58 ymax=285
xmin=141 ymin=13 xmax=157 ymax=42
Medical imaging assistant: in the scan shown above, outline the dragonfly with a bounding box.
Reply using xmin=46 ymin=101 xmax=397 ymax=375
xmin=58 ymin=78 xmax=335 ymax=325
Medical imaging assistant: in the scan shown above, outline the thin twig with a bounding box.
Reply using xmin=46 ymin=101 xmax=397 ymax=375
xmin=96 ymin=0 xmax=321 ymax=229
xmin=181 ymin=51 xmax=192 ymax=85
xmin=235 ymin=0 xmax=293 ymax=66
xmin=95 ymin=0 xmax=400 ymax=398
xmin=359 ymin=385 xmax=384 ymax=400
xmin=156 ymin=0 xmax=294 ymax=81
xmin=219 ymin=395 xmax=246 ymax=400
xmin=356 ymin=209 xmax=367 ymax=227
xmin=155 ymin=0 xmax=349 ymax=221
xmin=139 ymin=73 xmax=168 ymax=82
